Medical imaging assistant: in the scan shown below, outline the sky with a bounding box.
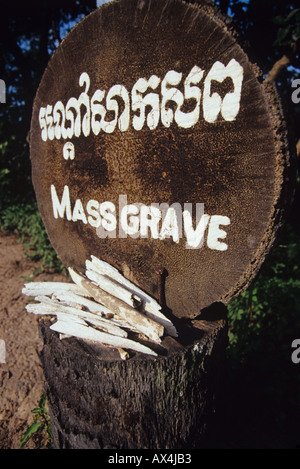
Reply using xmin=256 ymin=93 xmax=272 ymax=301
xmin=96 ymin=0 xmax=112 ymax=6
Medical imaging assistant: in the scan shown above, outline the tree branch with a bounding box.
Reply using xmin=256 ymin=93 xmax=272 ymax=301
xmin=296 ymin=138 xmax=300 ymax=158
xmin=264 ymin=54 xmax=291 ymax=84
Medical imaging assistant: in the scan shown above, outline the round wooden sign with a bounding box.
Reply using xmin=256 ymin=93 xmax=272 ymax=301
xmin=30 ymin=0 xmax=289 ymax=319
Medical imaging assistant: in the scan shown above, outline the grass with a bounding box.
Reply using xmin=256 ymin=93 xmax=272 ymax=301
xmin=20 ymin=393 xmax=53 ymax=449
xmin=0 ymin=202 xmax=67 ymax=275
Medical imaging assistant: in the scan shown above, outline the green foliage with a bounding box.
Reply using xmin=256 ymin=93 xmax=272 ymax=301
xmin=0 ymin=1 xmax=96 ymax=208
xmin=274 ymin=9 xmax=300 ymax=47
xmin=0 ymin=202 xmax=67 ymax=275
xmin=227 ymin=219 xmax=300 ymax=425
xmin=228 ymin=223 xmax=300 ymax=354
xmin=20 ymin=393 xmax=53 ymax=449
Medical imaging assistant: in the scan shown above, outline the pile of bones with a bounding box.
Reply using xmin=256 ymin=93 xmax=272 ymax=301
xmin=22 ymin=255 xmax=178 ymax=358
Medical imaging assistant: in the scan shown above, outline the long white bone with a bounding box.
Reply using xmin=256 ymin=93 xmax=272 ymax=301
xmin=23 ymin=256 xmax=179 ymax=357
xmin=88 ymin=256 xmax=178 ymax=337
xmin=50 ymin=314 xmax=157 ymax=357
xmin=22 ymin=281 xmax=89 ymax=298
xmin=68 ymin=268 xmax=164 ymax=344
xmin=26 ymin=300 xmax=128 ymax=338
xmin=85 ymin=267 xmax=141 ymax=309
xmin=48 ymin=290 xmax=140 ymax=332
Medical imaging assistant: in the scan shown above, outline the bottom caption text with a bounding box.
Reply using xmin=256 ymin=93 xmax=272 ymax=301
xmin=107 ymin=452 xmax=192 ymax=466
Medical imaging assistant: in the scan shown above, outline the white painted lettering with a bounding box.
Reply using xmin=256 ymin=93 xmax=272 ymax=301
xmin=140 ymin=205 xmax=161 ymax=239
xmin=207 ymin=215 xmax=231 ymax=251
xmin=87 ymin=199 xmax=101 ymax=228
xmin=132 ymin=75 xmax=161 ymax=130
xmin=99 ymin=201 xmax=116 ymax=232
xmin=175 ymin=65 xmax=204 ymax=128
xmin=183 ymin=207 xmax=210 ymax=249
xmin=102 ymin=84 xmax=130 ymax=133
xmin=79 ymin=72 xmax=91 ymax=137
xmin=72 ymin=199 xmax=87 ymax=224
xmin=51 ymin=184 xmax=72 ymax=221
xmin=159 ymin=205 xmax=181 ymax=243
xmin=203 ymin=58 xmax=244 ymax=123
xmin=49 ymin=186 xmax=231 ymax=251
xmin=161 ymin=70 xmax=183 ymax=128
xmin=63 ymin=142 xmax=75 ymax=160
xmin=53 ymin=101 xmax=67 ymax=140
xmin=39 ymin=107 xmax=48 ymax=142
xmin=91 ymin=89 xmax=106 ymax=135
xmin=39 ymin=60 xmax=244 ymax=142
xmin=120 ymin=203 xmax=140 ymax=237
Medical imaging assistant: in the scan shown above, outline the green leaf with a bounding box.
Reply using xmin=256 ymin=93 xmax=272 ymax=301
xmin=273 ymin=9 xmax=300 ymax=26
xmin=277 ymin=26 xmax=291 ymax=43
xmin=285 ymin=9 xmax=300 ymax=24
xmin=38 ymin=392 xmax=47 ymax=410
xmin=273 ymin=15 xmax=285 ymax=25
xmin=31 ymin=408 xmax=42 ymax=414
xmin=20 ymin=421 xmax=43 ymax=448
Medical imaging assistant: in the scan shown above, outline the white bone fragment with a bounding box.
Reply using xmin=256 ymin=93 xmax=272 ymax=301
xmin=26 ymin=300 xmax=128 ymax=338
xmin=47 ymin=291 xmax=140 ymax=333
xmin=35 ymin=303 xmax=127 ymax=337
xmin=85 ymin=267 xmax=140 ymax=308
xmin=22 ymin=282 xmax=89 ymax=298
xmin=101 ymin=342 xmax=130 ymax=360
xmin=50 ymin=318 xmax=157 ymax=356
xmin=117 ymin=348 xmax=130 ymax=360
xmin=48 ymin=290 xmax=113 ymax=315
xmin=56 ymin=312 xmax=86 ymax=326
xmin=60 ymin=321 xmax=130 ymax=359
xmin=59 ymin=334 xmax=71 ymax=340
xmin=88 ymin=256 xmax=178 ymax=337
xmin=68 ymin=268 xmax=164 ymax=343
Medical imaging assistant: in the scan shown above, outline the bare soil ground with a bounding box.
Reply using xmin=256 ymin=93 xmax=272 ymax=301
xmin=0 ymin=232 xmax=66 ymax=449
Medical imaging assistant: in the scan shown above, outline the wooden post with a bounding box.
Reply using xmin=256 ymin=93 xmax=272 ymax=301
xmin=38 ymin=305 xmax=228 ymax=449
xmin=27 ymin=0 xmax=292 ymax=451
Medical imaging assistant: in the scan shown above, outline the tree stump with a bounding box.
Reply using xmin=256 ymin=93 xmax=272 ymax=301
xmin=38 ymin=305 xmax=227 ymax=450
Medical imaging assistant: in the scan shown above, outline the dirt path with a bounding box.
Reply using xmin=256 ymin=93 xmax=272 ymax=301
xmin=0 ymin=233 xmax=66 ymax=449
